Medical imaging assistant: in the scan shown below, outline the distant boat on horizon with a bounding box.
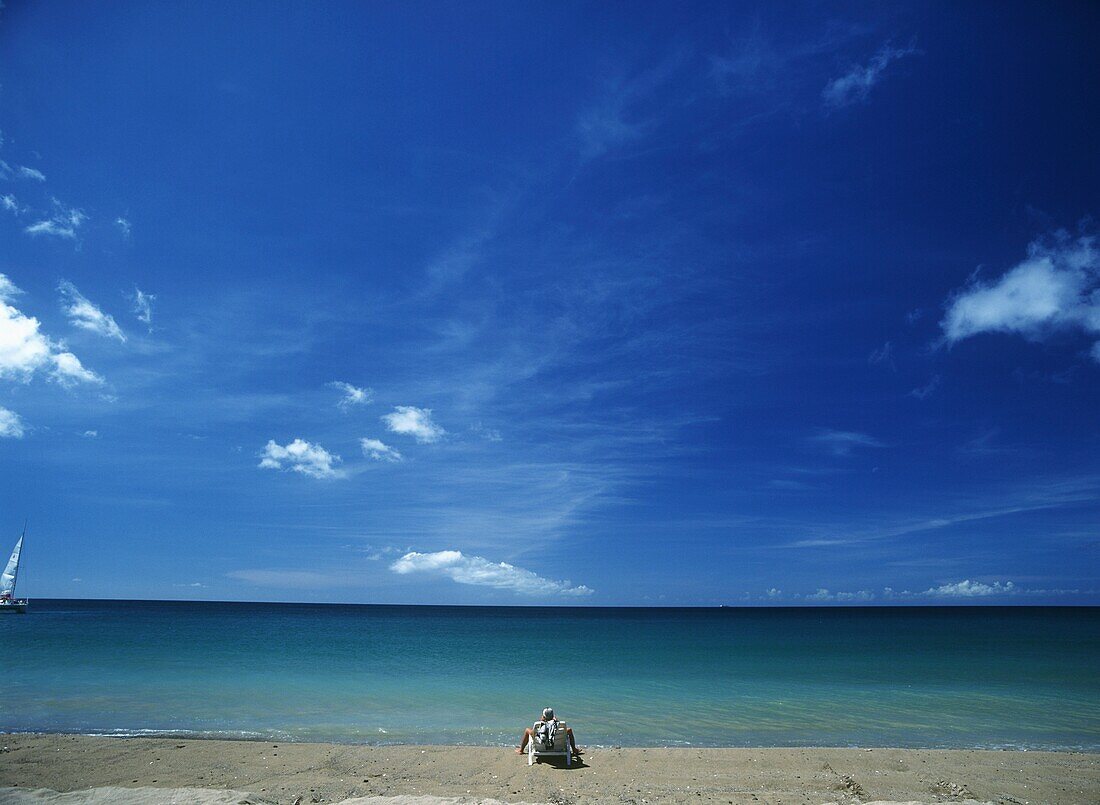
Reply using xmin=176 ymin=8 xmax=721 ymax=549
xmin=0 ymin=524 xmax=27 ymax=614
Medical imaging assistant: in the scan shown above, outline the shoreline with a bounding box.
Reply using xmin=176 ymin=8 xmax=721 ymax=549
xmin=2 ymin=733 xmax=1098 ymax=804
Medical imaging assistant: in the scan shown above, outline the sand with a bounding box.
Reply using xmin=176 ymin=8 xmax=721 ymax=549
xmin=0 ymin=734 xmax=1097 ymax=805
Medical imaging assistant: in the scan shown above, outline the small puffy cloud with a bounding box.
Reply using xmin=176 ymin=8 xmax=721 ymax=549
xmin=0 ymin=274 xmax=102 ymax=387
xmin=329 ymin=381 xmax=373 ymax=410
xmin=809 ymin=428 xmax=886 ymax=456
xmin=391 ymin=550 xmax=593 ymax=597
xmin=50 ymin=351 xmax=104 ymax=386
xmin=59 ymin=281 xmax=126 ymax=342
xmin=131 ymin=287 xmax=154 ymax=330
xmin=361 ymin=437 xmax=402 ymax=462
xmin=383 ymin=405 xmax=445 ymax=443
xmin=942 ymin=234 xmax=1100 ymax=360
xmin=823 ymin=42 xmax=918 ymax=107
xmin=116 ymin=217 xmax=132 ymax=238
xmin=259 ymin=438 xmax=342 ymax=479
xmin=0 ymin=406 xmax=25 ymax=438
xmin=25 ymin=204 xmax=86 ymax=240
xmin=83 ymin=430 xmax=98 ymax=438
xmin=17 ymin=166 xmax=45 ymax=182
xmin=923 ymin=579 xmax=1016 ymax=598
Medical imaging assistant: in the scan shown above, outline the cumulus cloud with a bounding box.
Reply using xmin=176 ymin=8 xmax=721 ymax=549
xmin=0 ymin=406 xmax=25 ymax=438
xmin=809 ymin=428 xmax=886 ymax=456
xmin=383 ymin=405 xmax=445 ymax=443
xmin=50 ymin=351 xmax=103 ymax=386
xmin=131 ymin=287 xmax=154 ymax=330
xmin=329 ymin=381 xmax=373 ymax=410
xmin=59 ymin=281 xmax=126 ymax=341
xmin=25 ymin=204 xmax=86 ymax=239
xmin=942 ymin=233 xmax=1100 ymax=360
xmin=391 ymin=550 xmax=593 ymax=597
xmin=823 ymin=42 xmax=918 ymax=107
xmin=0 ymin=274 xmax=102 ymax=386
xmin=921 ymin=579 xmax=1016 ymax=598
xmin=258 ymin=438 xmax=342 ymax=479
xmin=17 ymin=166 xmax=45 ymax=182
xmin=361 ymin=437 xmax=401 ymax=462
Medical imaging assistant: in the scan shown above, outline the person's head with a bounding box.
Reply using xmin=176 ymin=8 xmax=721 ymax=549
xmin=542 ymin=707 xmax=554 ymax=721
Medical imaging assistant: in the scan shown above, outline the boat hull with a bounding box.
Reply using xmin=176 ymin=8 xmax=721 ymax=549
xmin=0 ymin=599 xmax=27 ymax=613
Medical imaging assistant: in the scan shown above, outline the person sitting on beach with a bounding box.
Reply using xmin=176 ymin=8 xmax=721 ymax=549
xmin=516 ymin=707 xmax=581 ymax=758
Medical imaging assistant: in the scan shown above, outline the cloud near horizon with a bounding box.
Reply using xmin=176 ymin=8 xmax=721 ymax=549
xmin=391 ymin=550 xmax=594 ymax=597
xmin=59 ymin=281 xmax=126 ymax=342
xmin=942 ymin=233 xmax=1100 ymax=361
xmin=383 ymin=405 xmax=445 ymax=443
xmin=259 ymin=438 xmax=342 ymax=479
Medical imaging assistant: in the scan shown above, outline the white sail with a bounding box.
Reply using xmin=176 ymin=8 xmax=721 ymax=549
xmin=1 ymin=534 xmax=22 ymax=597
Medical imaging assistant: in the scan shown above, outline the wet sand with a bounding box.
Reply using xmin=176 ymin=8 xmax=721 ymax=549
xmin=0 ymin=734 xmax=1097 ymax=804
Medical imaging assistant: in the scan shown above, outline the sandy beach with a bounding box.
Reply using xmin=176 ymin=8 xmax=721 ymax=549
xmin=0 ymin=734 xmax=1096 ymax=805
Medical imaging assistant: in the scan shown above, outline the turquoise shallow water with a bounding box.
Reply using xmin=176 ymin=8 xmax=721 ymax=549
xmin=2 ymin=601 xmax=1098 ymax=749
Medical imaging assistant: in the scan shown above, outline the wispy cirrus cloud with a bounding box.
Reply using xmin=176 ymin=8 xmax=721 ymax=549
xmin=391 ymin=550 xmax=593 ymax=597
xmin=809 ymin=428 xmax=886 ymax=456
xmin=0 ymin=406 xmax=26 ymax=438
xmin=822 ymin=41 xmax=919 ymax=108
xmin=329 ymin=381 xmax=373 ymax=410
xmin=131 ymin=288 xmax=155 ymax=331
xmin=116 ymin=217 xmax=132 ymax=238
xmin=24 ymin=203 xmax=86 ymax=240
xmin=17 ymin=166 xmax=45 ymax=182
xmin=227 ymin=569 xmax=342 ymax=589
xmin=941 ymin=232 xmax=1100 ymax=361
xmin=361 ymin=437 xmax=402 ymax=462
xmin=0 ymin=274 xmax=103 ymax=387
xmin=259 ymin=438 xmax=342 ymax=479
xmin=59 ymin=281 xmax=126 ymax=342
xmin=1 ymin=194 xmax=17 ymax=213
xmin=383 ymin=405 xmax=445 ymax=443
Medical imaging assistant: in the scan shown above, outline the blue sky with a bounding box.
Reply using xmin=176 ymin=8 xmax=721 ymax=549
xmin=1 ymin=1 xmax=1098 ymax=605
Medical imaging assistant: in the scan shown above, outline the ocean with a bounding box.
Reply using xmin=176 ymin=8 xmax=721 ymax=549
xmin=2 ymin=600 xmax=1097 ymax=750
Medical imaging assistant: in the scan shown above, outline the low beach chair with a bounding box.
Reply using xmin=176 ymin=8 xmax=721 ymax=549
xmin=528 ymin=721 xmax=571 ymax=766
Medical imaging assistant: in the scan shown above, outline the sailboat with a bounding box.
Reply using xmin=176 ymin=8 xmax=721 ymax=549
xmin=0 ymin=525 xmax=27 ymax=614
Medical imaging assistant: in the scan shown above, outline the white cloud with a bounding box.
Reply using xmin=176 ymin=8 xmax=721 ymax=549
xmin=258 ymin=438 xmax=342 ymax=479
xmin=329 ymin=380 xmax=373 ymax=410
xmin=0 ymin=274 xmax=102 ymax=387
xmin=116 ymin=217 xmax=132 ymax=238
xmin=227 ymin=569 xmax=339 ymax=588
xmin=391 ymin=550 xmax=594 ymax=597
xmin=868 ymin=341 xmax=895 ymax=370
xmin=1 ymin=195 xmax=16 ymax=213
xmin=83 ymin=430 xmax=98 ymax=438
xmin=823 ymin=42 xmax=918 ymax=107
xmin=942 ymin=234 xmax=1100 ymax=360
xmin=0 ymin=406 xmax=25 ymax=438
xmin=50 ymin=351 xmax=104 ymax=386
xmin=17 ymin=166 xmax=45 ymax=182
xmin=383 ymin=405 xmax=445 ymax=443
xmin=131 ymin=287 xmax=154 ymax=330
xmin=361 ymin=437 xmax=402 ymax=462
xmin=59 ymin=281 xmax=126 ymax=342
xmin=922 ymin=579 xmax=1016 ymax=598
xmin=809 ymin=428 xmax=886 ymax=456
xmin=25 ymin=204 xmax=86 ymax=239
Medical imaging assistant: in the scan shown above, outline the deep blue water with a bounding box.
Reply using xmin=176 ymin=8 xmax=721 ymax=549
xmin=2 ymin=600 xmax=1098 ymax=749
